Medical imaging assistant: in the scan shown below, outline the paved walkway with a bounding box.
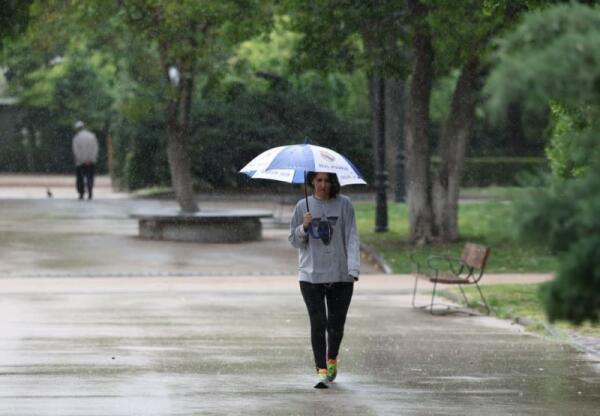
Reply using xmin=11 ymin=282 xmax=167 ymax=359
xmin=0 ymin=174 xmax=599 ymax=415
xmin=0 ymin=174 xmax=364 ymax=277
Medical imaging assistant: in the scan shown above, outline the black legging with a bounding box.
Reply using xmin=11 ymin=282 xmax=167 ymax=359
xmin=300 ymin=281 xmax=354 ymax=370
xmin=76 ymin=164 xmax=96 ymax=198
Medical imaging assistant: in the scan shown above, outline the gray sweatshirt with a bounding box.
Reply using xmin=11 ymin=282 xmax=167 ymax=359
xmin=72 ymin=129 xmax=99 ymax=166
xmin=288 ymin=195 xmax=360 ymax=284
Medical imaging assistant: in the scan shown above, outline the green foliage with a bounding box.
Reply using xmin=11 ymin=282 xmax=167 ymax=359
xmin=0 ymin=0 xmax=33 ymax=50
xmin=2 ymin=39 xmax=114 ymax=172
xmin=111 ymin=110 xmax=170 ymax=190
xmin=517 ymin=123 xmax=600 ymax=318
xmin=113 ymin=85 xmax=371 ymax=190
xmin=514 ymin=157 xmax=600 ymax=324
xmin=355 ymin=200 xmax=557 ymax=274
xmin=284 ymin=0 xmax=410 ymax=77
xmin=48 ymin=53 xmax=113 ymax=126
xmin=205 ymin=84 xmax=372 ymax=185
xmin=425 ymin=0 xmax=515 ymax=74
xmin=1 ymin=0 xmax=118 ymax=173
xmin=457 ymin=283 xmax=548 ymax=323
xmin=458 ymin=157 xmax=549 ymax=187
xmin=486 ymin=2 xmax=600 ymax=324
xmin=485 ymin=2 xmax=600 ymax=118
xmin=430 ymin=156 xmax=549 ymax=187
xmin=108 ymin=0 xmax=273 ymax=90
xmin=0 ymin=103 xmax=28 ymax=171
xmin=546 ymin=103 xmax=598 ymax=179
xmin=293 ymin=70 xmax=369 ymax=120
xmin=228 ymin=15 xmax=369 ymax=120
xmin=431 ymin=69 xmax=547 ymax=157
xmin=541 ymin=236 xmax=600 ymax=324
xmin=458 ymin=283 xmax=600 ymax=336
xmin=429 ymin=70 xmax=458 ymax=125
xmin=233 ymin=15 xmax=301 ymax=86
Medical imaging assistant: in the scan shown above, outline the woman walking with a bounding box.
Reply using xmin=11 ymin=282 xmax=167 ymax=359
xmin=289 ymin=171 xmax=360 ymax=389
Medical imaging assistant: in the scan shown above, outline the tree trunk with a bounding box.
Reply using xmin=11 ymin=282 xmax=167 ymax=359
xmin=404 ymin=26 xmax=434 ymax=245
xmin=432 ymin=57 xmax=480 ymax=241
xmin=160 ymin=48 xmax=199 ymax=213
xmin=166 ymin=118 xmax=198 ymax=213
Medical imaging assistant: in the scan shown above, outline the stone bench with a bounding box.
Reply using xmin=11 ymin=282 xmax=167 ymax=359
xmin=131 ymin=210 xmax=273 ymax=243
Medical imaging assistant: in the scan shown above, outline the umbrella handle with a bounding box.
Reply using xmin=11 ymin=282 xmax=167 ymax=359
xmin=304 ymin=171 xmax=310 ymax=212
xmin=303 ymin=171 xmax=318 ymax=239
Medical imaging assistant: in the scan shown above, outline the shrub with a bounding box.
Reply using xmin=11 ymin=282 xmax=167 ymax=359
xmin=113 ymin=86 xmax=372 ymax=191
xmin=431 ymin=156 xmax=549 ymax=187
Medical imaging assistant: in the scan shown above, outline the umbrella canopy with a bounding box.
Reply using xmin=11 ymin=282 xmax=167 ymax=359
xmin=240 ymin=142 xmax=366 ymax=186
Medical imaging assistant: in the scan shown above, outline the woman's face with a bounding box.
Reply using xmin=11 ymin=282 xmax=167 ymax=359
xmin=312 ymin=172 xmax=332 ymax=200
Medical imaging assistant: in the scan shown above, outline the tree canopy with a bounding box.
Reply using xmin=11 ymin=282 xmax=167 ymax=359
xmin=486 ymin=2 xmax=600 ymax=324
xmin=0 ymin=0 xmax=33 ymax=50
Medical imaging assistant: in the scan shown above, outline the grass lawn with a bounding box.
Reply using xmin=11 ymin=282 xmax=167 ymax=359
xmin=451 ymin=284 xmax=600 ymax=337
xmin=355 ymin=199 xmax=558 ymax=273
xmin=353 ymin=193 xmax=598 ymax=336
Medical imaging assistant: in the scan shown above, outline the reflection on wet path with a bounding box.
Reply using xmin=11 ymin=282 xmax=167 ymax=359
xmin=0 ymin=198 xmax=378 ymax=277
xmin=0 ymin=284 xmax=599 ymax=415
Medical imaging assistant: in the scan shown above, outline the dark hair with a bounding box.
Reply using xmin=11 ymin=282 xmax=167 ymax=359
xmin=306 ymin=171 xmax=341 ymax=198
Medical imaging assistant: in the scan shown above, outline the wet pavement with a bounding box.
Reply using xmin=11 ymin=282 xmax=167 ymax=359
xmin=0 ymin=197 xmax=305 ymax=277
xmin=0 ymin=175 xmax=599 ymax=415
xmin=0 ymin=174 xmax=375 ymax=277
xmin=2 ymin=277 xmax=599 ymax=415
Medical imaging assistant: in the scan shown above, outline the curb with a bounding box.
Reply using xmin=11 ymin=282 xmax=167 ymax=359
xmin=440 ymin=290 xmax=600 ymax=363
xmin=360 ymin=242 xmax=393 ymax=274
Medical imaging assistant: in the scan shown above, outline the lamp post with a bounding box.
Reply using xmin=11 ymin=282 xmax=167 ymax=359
xmin=395 ymin=80 xmax=406 ymax=203
xmin=374 ymin=76 xmax=388 ymax=232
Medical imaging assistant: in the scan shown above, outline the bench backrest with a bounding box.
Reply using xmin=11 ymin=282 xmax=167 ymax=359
xmin=461 ymin=243 xmax=491 ymax=270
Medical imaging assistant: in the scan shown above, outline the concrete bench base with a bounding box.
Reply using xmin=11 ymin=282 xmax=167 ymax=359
xmin=131 ymin=210 xmax=273 ymax=243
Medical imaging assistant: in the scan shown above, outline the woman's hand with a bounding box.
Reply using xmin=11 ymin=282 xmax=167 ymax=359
xmin=302 ymin=212 xmax=313 ymax=231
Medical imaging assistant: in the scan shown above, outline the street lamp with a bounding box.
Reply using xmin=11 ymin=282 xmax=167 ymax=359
xmin=374 ymin=77 xmax=388 ymax=232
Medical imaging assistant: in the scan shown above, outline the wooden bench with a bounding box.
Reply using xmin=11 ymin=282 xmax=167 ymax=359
xmin=411 ymin=243 xmax=491 ymax=315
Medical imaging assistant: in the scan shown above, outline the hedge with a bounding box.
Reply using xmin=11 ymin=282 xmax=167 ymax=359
xmin=111 ymin=87 xmax=373 ymax=191
xmin=436 ymin=157 xmax=550 ymax=187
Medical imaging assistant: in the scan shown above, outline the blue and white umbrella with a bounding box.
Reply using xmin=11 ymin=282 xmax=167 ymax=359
xmin=240 ymin=142 xmax=366 ymax=186
xmin=240 ymin=139 xmax=366 ymax=211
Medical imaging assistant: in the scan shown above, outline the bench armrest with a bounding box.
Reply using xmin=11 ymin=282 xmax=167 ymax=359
xmin=426 ymin=255 xmax=463 ymax=276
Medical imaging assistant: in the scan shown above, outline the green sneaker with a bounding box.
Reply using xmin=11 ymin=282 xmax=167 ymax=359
xmin=327 ymin=359 xmax=337 ymax=382
xmin=314 ymin=368 xmax=329 ymax=389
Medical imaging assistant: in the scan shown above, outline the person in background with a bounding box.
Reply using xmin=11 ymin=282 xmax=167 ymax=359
xmin=72 ymin=120 xmax=99 ymax=200
xmin=288 ymin=171 xmax=360 ymax=389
